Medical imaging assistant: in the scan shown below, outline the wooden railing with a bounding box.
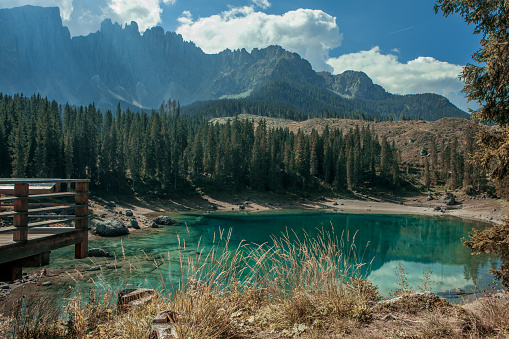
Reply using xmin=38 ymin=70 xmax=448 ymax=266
xmin=0 ymin=179 xmax=89 ymax=262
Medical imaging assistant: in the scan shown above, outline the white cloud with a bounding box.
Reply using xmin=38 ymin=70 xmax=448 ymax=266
xmin=326 ymin=47 xmax=471 ymax=111
xmin=176 ymin=7 xmax=341 ymax=72
xmin=251 ymin=0 xmax=270 ymax=9
xmin=107 ymin=0 xmax=164 ymax=32
xmin=58 ymin=0 xmax=73 ymax=20
xmin=177 ymin=10 xmax=192 ymax=25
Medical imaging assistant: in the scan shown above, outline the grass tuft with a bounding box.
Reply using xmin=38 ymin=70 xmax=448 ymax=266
xmin=3 ymin=225 xmax=508 ymax=338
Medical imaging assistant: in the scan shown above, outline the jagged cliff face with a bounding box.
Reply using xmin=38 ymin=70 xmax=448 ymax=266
xmin=70 ymin=20 xmax=215 ymax=108
xmin=0 ymin=7 xmax=322 ymax=109
xmin=320 ymin=71 xmax=390 ymax=100
xmin=0 ymin=6 xmax=73 ymax=100
xmin=0 ymin=5 xmax=467 ymax=119
xmin=0 ymin=6 xmax=318 ymax=108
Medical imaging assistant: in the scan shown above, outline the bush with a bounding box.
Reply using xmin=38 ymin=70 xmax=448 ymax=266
xmin=463 ymin=220 xmax=509 ymax=288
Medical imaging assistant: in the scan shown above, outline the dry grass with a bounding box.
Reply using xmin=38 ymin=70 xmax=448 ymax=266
xmin=3 ymin=226 xmax=509 ymax=338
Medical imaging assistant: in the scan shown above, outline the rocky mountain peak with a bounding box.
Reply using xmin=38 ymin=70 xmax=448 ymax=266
xmin=0 ymin=5 xmax=467 ymax=120
xmin=319 ymin=70 xmax=389 ymax=100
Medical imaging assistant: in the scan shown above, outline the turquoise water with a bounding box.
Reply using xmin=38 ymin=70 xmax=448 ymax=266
xmin=49 ymin=210 xmax=498 ymax=299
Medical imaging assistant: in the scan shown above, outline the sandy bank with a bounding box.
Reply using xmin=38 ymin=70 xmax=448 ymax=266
xmin=89 ymin=191 xmax=508 ymax=232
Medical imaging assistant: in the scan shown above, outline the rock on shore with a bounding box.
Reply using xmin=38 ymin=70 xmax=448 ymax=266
xmin=95 ymin=220 xmax=129 ymax=237
xmin=153 ymin=216 xmax=178 ymax=226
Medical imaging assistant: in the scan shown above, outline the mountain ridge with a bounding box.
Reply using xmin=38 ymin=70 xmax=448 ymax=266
xmin=0 ymin=5 xmax=468 ymax=120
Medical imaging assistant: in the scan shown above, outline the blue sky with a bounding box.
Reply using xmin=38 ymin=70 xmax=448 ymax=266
xmin=2 ymin=0 xmax=480 ymax=111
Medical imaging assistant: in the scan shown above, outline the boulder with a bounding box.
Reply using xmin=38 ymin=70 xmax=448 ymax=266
xmin=105 ymin=201 xmax=116 ymax=208
xmin=427 ymin=192 xmax=434 ymax=201
xmin=88 ymin=248 xmax=111 ymax=257
xmin=149 ymin=310 xmax=180 ymax=339
xmin=153 ymin=216 xmax=178 ymax=226
xmin=420 ymin=148 xmax=429 ymax=156
xmin=440 ymin=192 xmax=456 ymax=205
xmin=376 ymin=292 xmax=450 ymax=312
xmin=95 ymin=220 xmax=129 ymax=237
xmin=448 ymin=288 xmax=465 ymax=295
xmin=125 ymin=210 xmax=134 ymax=217
xmin=131 ymin=220 xmax=140 ymax=229
xmin=118 ymin=288 xmax=157 ymax=308
xmin=151 ymin=222 xmax=159 ymax=228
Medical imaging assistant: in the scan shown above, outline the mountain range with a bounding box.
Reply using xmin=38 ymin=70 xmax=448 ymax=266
xmin=0 ymin=5 xmax=469 ymax=120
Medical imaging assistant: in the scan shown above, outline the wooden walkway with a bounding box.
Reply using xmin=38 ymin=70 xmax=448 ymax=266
xmin=0 ymin=179 xmax=89 ymax=281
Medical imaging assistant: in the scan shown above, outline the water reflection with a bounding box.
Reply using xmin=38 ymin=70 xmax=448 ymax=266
xmin=49 ymin=211 xmax=498 ymax=298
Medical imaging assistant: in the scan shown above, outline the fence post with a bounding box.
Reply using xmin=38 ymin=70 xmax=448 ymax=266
xmin=13 ymin=183 xmax=28 ymax=242
xmin=74 ymin=181 xmax=89 ymax=259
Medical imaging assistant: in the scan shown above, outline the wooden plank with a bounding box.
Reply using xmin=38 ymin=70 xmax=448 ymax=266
xmin=0 ymin=217 xmax=87 ymax=234
xmin=0 ymin=226 xmax=18 ymax=234
xmin=27 ymin=204 xmax=79 ymax=214
xmin=0 ymin=179 xmax=90 ymax=184
xmin=28 ymin=215 xmax=75 ymax=219
xmin=0 ymin=204 xmax=79 ymax=217
xmin=0 ymin=203 xmax=71 ymax=207
xmin=29 ymin=227 xmax=77 ymax=234
xmin=11 ymin=251 xmax=51 ymax=267
xmin=0 ymin=226 xmax=77 ymax=235
xmin=28 ymin=192 xmax=77 ymax=199
xmin=0 ymin=184 xmax=56 ymax=195
xmin=0 ymin=211 xmax=21 ymax=218
xmin=0 ymin=229 xmax=83 ymax=265
xmin=28 ymin=217 xmax=87 ymax=228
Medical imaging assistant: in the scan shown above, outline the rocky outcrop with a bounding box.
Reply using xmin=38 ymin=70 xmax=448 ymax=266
xmin=153 ymin=216 xmax=178 ymax=226
xmin=118 ymin=288 xmax=157 ymax=308
xmin=149 ymin=310 xmax=180 ymax=339
xmin=323 ymin=70 xmax=389 ymax=100
xmin=440 ymin=192 xmax=456 ymax=205
xmin=95 ymin=220 xmax=129 ymax=237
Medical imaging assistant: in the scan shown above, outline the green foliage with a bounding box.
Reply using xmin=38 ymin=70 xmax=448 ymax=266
xmin=182 ymin=81 xmax=468 ymax=122
xmin=463 ymin=221 xmax=509 ymax=288
xmin=436 ymin=0 xmax=509 ymax=290
xmin=0 ymin=93 xmax=404 ymax=194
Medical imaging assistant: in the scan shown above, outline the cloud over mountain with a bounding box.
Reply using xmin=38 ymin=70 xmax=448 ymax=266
xmin=326 ymin=47 xmax=468 ymax=111
xmin=107 ymin=0 xmax=175 ymax=32
xmin=176 ymin=7 xmax=341 ymax=73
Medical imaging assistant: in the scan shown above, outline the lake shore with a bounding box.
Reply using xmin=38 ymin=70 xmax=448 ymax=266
xmin=1 ymin=191 xmax=508 ymax=336
xmin=89 ymin=191 xmax=508 ymax=233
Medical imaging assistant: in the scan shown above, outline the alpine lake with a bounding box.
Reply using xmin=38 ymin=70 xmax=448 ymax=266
xmin=47 ymin=210 xmax=499 ymax=301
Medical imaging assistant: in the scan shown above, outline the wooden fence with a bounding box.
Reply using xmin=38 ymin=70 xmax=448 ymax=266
xmin=0 ymin=179 xmax=89 ymax=281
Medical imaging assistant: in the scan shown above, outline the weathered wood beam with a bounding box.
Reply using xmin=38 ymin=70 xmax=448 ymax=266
xmin=13 ymin=183 xmax=28 ymax=242
xmin=0 ymin=230 xmax=83 ymax=265
xmin=74 ymin=181 xmax=89 ymax=259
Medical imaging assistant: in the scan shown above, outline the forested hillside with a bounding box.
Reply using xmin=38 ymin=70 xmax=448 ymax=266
xmin=184 ymin=80 xmax=467 ymax=121
xmin=1 ymin=93 xmax=403 ymax=194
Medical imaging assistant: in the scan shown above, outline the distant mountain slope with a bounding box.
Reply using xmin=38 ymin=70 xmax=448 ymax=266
xmin=0 ymin=5 xmax=469 ymax=120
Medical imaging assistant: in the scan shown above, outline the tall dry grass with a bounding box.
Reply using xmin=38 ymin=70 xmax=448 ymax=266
xmin=4 ymin=224 xmax=505 ymax=338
